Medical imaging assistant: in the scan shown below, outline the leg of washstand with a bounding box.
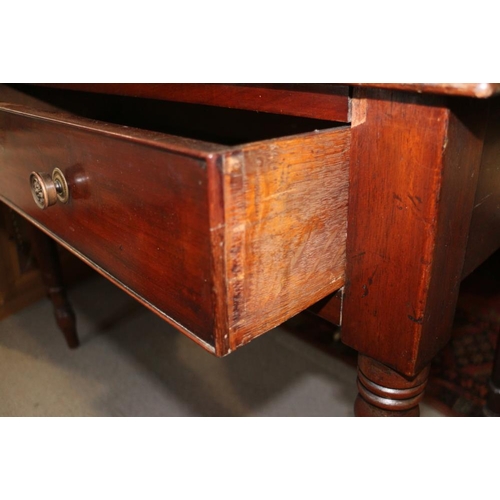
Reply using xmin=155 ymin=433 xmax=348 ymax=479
xmin=28 ymin=224 xmax=79 ymax=349
xmin=341 ymin=89 xmax=488 ymax=416
xmin=354 ymin=355 xmax=430 ymax=417
xmin=485 ymin=338 xmax=500 ymax=416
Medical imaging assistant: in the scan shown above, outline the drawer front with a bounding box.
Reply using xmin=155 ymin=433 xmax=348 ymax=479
xmin=0 ymin=106 xmax=217 ymax=347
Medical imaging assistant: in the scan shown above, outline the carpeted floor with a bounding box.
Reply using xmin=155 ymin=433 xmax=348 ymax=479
xmin=0 ymin=272 xmax=443 ymax=417
xmin=425 ymin=251 xmax=500 ymax=416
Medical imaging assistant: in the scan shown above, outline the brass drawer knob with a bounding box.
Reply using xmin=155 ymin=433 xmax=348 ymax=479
xmin=30 ymin=168 xmax=69 ymax=209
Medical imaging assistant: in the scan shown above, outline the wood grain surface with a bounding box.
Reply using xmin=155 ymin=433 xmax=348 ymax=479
xmin=342 ymin=88 xmax=488 ymax=377
xmin=223 ymin=128 xmax=350 ymax=350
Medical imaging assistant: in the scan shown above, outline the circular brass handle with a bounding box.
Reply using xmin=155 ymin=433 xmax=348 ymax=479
xmin=30 ymin=168 xmax=69 ymax=210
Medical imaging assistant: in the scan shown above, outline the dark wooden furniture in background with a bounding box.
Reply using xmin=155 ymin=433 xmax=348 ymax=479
xmin=0 ymin=203 xmax=45 ymax=319
xmin=27 ymin=225 xmax=79 ymax=348
xmin=0 ymin=83 xmax=499 ymax=416
xmin=0 ymin=202 xmax=89 ymax=326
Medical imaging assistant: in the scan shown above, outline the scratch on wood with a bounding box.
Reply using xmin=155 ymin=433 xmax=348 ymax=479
xmin=407 ymin=194 xmax=422 ymax=209
xmin=474 ymin=192 xmax=494 ymax=209
xmin=367 ymin=266 xmax=378 ymax=286
xmin=352 ymin=251 xmax=366 ymax=259
xmin=210 ymin=223 xmax=225 ymax=232
xmin=408 ymin=315 xmax=424 ymax=324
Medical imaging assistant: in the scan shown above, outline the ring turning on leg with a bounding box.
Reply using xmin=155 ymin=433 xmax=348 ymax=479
xmin=354 ymin=355 xmax=430 ymax=417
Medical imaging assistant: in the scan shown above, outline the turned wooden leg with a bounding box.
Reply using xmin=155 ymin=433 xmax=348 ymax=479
xmin=354 ymin=355 xmax=430 ymax=417
xmin=485 ymin=338 xmax=500 ymax=416
xmin=28 ymin=225 xmax=79 ymax=349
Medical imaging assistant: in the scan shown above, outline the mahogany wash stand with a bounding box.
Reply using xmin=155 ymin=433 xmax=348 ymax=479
xmin=1 ymin=83 xmax=499 ymax=416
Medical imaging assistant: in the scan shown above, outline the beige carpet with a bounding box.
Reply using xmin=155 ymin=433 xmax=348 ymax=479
xmin=0 ymin=274 xmax=443 ymax=417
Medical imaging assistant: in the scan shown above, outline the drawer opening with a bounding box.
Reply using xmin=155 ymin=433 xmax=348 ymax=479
xmin=5 ymin=84 xmax=343 ymax=146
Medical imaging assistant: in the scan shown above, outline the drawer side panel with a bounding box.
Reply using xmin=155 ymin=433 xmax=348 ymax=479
xmin=225 ymin=128 xmax=350 ymax=350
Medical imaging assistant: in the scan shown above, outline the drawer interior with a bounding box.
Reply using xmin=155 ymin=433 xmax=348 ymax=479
xmin=4 ymin=84 xmax=342 ymax=146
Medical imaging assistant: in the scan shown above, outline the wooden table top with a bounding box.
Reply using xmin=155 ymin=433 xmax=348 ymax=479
xmin=37 ymin=82 xmax=500 ymax=98
xmin=349 ymin=83 xmax=500 ymax=98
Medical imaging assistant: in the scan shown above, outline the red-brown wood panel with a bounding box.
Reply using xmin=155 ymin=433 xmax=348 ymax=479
xmin=0 ymin=106 xmax=217 ymax=347
xmin=342 ymin=89 xmax=488 ymax=377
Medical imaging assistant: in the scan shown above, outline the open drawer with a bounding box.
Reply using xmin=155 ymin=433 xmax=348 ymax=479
xmin=0 ymin=88 xmax=349 ymax=355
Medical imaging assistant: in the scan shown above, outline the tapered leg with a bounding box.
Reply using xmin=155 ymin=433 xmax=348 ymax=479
xmin=354 ymin=355 xmax=429 ymax=417
xmin=485 ymin=338 xmax=500 ymax=416
xmin=28 ymin=224 xmax=79 ymax=349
